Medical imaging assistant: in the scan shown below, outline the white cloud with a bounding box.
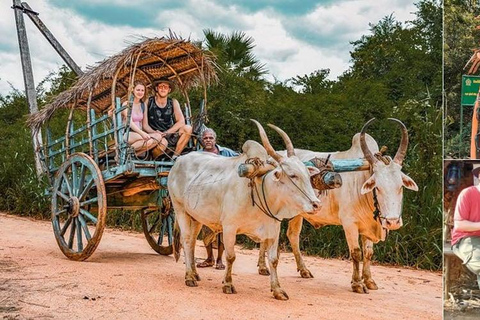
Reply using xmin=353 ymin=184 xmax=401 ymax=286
xmin=0 ymin=0 xmax=420 ymax=96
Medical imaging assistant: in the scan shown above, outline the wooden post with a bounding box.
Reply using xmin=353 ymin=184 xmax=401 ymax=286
xmin=90 ymin=109 xmax=98 ymax=163
xmin=20 ymin=2 xmax=83 ymax=76
xmin=12 ymin=0 xmax=43 ymax=177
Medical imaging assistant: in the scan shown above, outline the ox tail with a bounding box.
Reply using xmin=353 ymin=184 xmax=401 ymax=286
xmin=173 ymin=219 xmax=181 ymax=262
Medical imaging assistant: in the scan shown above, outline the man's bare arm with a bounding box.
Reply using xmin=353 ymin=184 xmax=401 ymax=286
xmin=165 ymin=99 xmax=186 ymax=134
xmin=454 ymin=220 xmax=480 ymax=232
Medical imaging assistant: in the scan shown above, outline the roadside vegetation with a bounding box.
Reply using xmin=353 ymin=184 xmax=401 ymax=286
xmin=444 ymin=0 xmax=480 ymax=158
xmin=0 ymin=0 xmax=441 ymax=270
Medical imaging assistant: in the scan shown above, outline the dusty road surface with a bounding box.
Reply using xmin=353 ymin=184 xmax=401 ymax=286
xmin=0 ymin=213 xmax=442 ymax=320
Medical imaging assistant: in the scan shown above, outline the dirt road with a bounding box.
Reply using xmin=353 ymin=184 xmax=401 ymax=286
xmin=0 ymin=213 xmax=442 ymax=320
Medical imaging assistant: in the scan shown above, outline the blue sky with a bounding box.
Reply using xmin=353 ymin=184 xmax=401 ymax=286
xmin=0 ymin=0 xmax=417 ymax=95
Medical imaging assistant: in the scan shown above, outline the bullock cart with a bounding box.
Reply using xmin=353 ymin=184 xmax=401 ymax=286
xmin=27 ymin=36 xmax=217 ymax=261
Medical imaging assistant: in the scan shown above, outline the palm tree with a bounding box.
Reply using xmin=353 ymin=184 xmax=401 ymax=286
xmin=203 ymin=29 xmax=267 ymax=80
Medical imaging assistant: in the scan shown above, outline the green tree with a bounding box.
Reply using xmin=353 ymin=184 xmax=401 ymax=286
xmin=444 ymin=0 xmax=480 ymax=157
xmin=348 ymin=1 xmax=441 ymax=106
xmin=290 ymin=69 xmax=334 ymax=95
xmin=203 ymin=29 xmax=267 ymax=80
xmin=0 ymin=66 xmax=76 ymax=216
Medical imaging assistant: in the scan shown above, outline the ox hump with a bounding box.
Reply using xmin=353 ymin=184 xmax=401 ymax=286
xmin=352 ymin=133 xmax=379 ymax=153
xmin=242 ymin=140 xmax=269 ymax=161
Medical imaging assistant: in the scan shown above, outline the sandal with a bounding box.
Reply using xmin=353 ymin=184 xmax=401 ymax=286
xmin=196 ymin=260 xmax=214 ymax=268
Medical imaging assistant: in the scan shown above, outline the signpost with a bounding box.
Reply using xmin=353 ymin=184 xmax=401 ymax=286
xmin=460 ymin=75 xmax=480 ymax=158
xmin=461 ymin=75 xmax=480 ymax=106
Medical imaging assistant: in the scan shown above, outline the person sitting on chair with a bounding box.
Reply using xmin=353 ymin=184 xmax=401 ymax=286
xmin=197 ymin=128 xmax=238 ymax=270
xmin=142 ymin=78 xmax=192 ymax=160
xmin=452 ymin=164 xmax=480 ymax=289
xmin=121 ymin=81 xmax=162 ymax=155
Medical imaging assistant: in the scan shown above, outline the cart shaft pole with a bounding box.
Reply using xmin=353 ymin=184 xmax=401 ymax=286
xmin=12 ymin=0 xmax=43 ymax=177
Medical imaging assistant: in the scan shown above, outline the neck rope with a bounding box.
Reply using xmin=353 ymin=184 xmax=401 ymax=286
xmin=249 ymin=163 xmax=316 ymax=222
xmin=250 ymin=171 xmax=282 ymax=222
xmin=372 ymin=188 xmax=394 ymax=239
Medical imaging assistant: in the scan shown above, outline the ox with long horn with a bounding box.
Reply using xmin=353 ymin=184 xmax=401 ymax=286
xmin=360 ymin=118 xmax=409 ymax=166
xmin=168 ymin=119 xmax=321 ymax=300
xmin=255 ymin=118 xmax=418 ymax=294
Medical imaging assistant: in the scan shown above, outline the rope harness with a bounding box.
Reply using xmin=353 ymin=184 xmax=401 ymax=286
xmin=372 ymin=187 xmax=390 ymax=239
xmin=246 ymin=158 xmax=316 ymax=222
xmin=372 ymin=188 xmax=382 ymax=222
xmin=249 ymin=171 xmax=282 ymax=222
xmin=370 ymin=146 xmax=396 ymax=238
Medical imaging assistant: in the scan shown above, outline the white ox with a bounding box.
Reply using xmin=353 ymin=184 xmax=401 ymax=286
xmin=257 ymin=118 xmax=418 ymax=293
xmin=168 ymin=120 xmax=321 ymax=300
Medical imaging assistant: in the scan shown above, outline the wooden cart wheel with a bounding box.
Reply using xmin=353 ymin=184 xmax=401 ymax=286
xmin=51 ymin=153 xmax=107 ymax=261
xmin=141 ymin=196 xmax=174 ymax=255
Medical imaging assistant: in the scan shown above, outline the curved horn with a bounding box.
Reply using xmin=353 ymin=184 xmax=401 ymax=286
xmin=360 ymin=118 xmax=378 ymax=165
xmin=388 ymin=118 xmax=408 ymax=165
xmin=251 ymin=119 xmax=283 ymax=163
xmin=267 ymin=124 xmax=295 ymax=157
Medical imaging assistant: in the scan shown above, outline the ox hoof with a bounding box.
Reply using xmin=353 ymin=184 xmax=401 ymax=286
xmin=222 ymin=284 xmax=237 ymax=294
xmin=194 ymin=273 xmax=201 ymax=281
xmin=258 ymin=267 xmax=270 ymax=276
xmin=364 ymin=279 xmax=378 ymax=290
xmin=351 ymin=281 xmax=369 ymax=294
xmin=185 ymin=279 xmax=198 ymax=287
xmin=273 ymin=288 xmax=289 ymax=300
xmin=299 ymin=269 xmax=314 ymax=278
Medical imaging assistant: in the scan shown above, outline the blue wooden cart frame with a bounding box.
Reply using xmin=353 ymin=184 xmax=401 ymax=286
xmin=28 ymin=36 xmax=217 ymax=261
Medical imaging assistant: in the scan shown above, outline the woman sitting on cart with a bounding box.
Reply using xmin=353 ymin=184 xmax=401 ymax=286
xmin=121 ymin=81 xmax=163 ymax=155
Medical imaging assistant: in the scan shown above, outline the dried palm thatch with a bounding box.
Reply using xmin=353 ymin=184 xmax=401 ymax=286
xmin=28 ymin=33 xmax=218 ymax=134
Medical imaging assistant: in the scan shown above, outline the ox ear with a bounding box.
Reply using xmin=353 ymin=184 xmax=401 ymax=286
xmin=401 ymin=173 xmax=418 ymax=191
xmin=306 ymin=166 xmax=320 ymax=176
xmin=361 ymin=174 xmax=376 ymax=194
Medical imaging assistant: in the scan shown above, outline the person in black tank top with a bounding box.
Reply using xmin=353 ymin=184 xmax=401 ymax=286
xmin=142 ymin=78 xmax=193 ymax=159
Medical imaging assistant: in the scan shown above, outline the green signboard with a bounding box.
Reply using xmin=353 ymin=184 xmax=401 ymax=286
xmin=461 ymin=75 xmax=480 ymax=106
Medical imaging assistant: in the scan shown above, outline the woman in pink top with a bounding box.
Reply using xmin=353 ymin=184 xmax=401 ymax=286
xmin=121 ymin=82 xmax=162 ymax=155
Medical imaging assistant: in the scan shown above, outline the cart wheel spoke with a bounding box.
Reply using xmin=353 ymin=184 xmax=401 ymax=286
xmin=76 ymin=218 xmax=83 ymax=252
xmin=71 ymin=162 xmax=78 ymax=195
xmin=78 ymin=178 xmax=94 ymax=201
xmin=80 ymin=197 xmax=98 ymax=207
xmin=56 ymin=190 xmax=70 ymax=202
xmin=141 ymin=199 xmax=174 ymax=256
xmin=51 ymin=153 xmax=106 ymax=261
xmin=60 ymin=216 xmax=72 ymax=236
xmin=77 ymin=163 xmax=87 ymax=197
xmin=62 ymin=173 xmax=73 ymax=196
xmin=159 ymin=216 xmax=167 ymax=245
xmin=78 ymin=215 xmax=92 ymax=241
xmin=68 ymin=218 xmax=76 ymax=249
xmin=148 ymin=214 xmax=161 ymax=234
xmin=54 ymin=208 xmax=67 ymax=216
xmin=80 ymin=208 xmax=98 ymax=224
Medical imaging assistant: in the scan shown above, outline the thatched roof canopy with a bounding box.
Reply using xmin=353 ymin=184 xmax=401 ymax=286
xmin=28 ymin=35 xmax=217 ymax=132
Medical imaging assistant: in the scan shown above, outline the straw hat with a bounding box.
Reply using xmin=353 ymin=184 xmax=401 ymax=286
xmin=153 ymin=77 xmax=175 ymax=91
